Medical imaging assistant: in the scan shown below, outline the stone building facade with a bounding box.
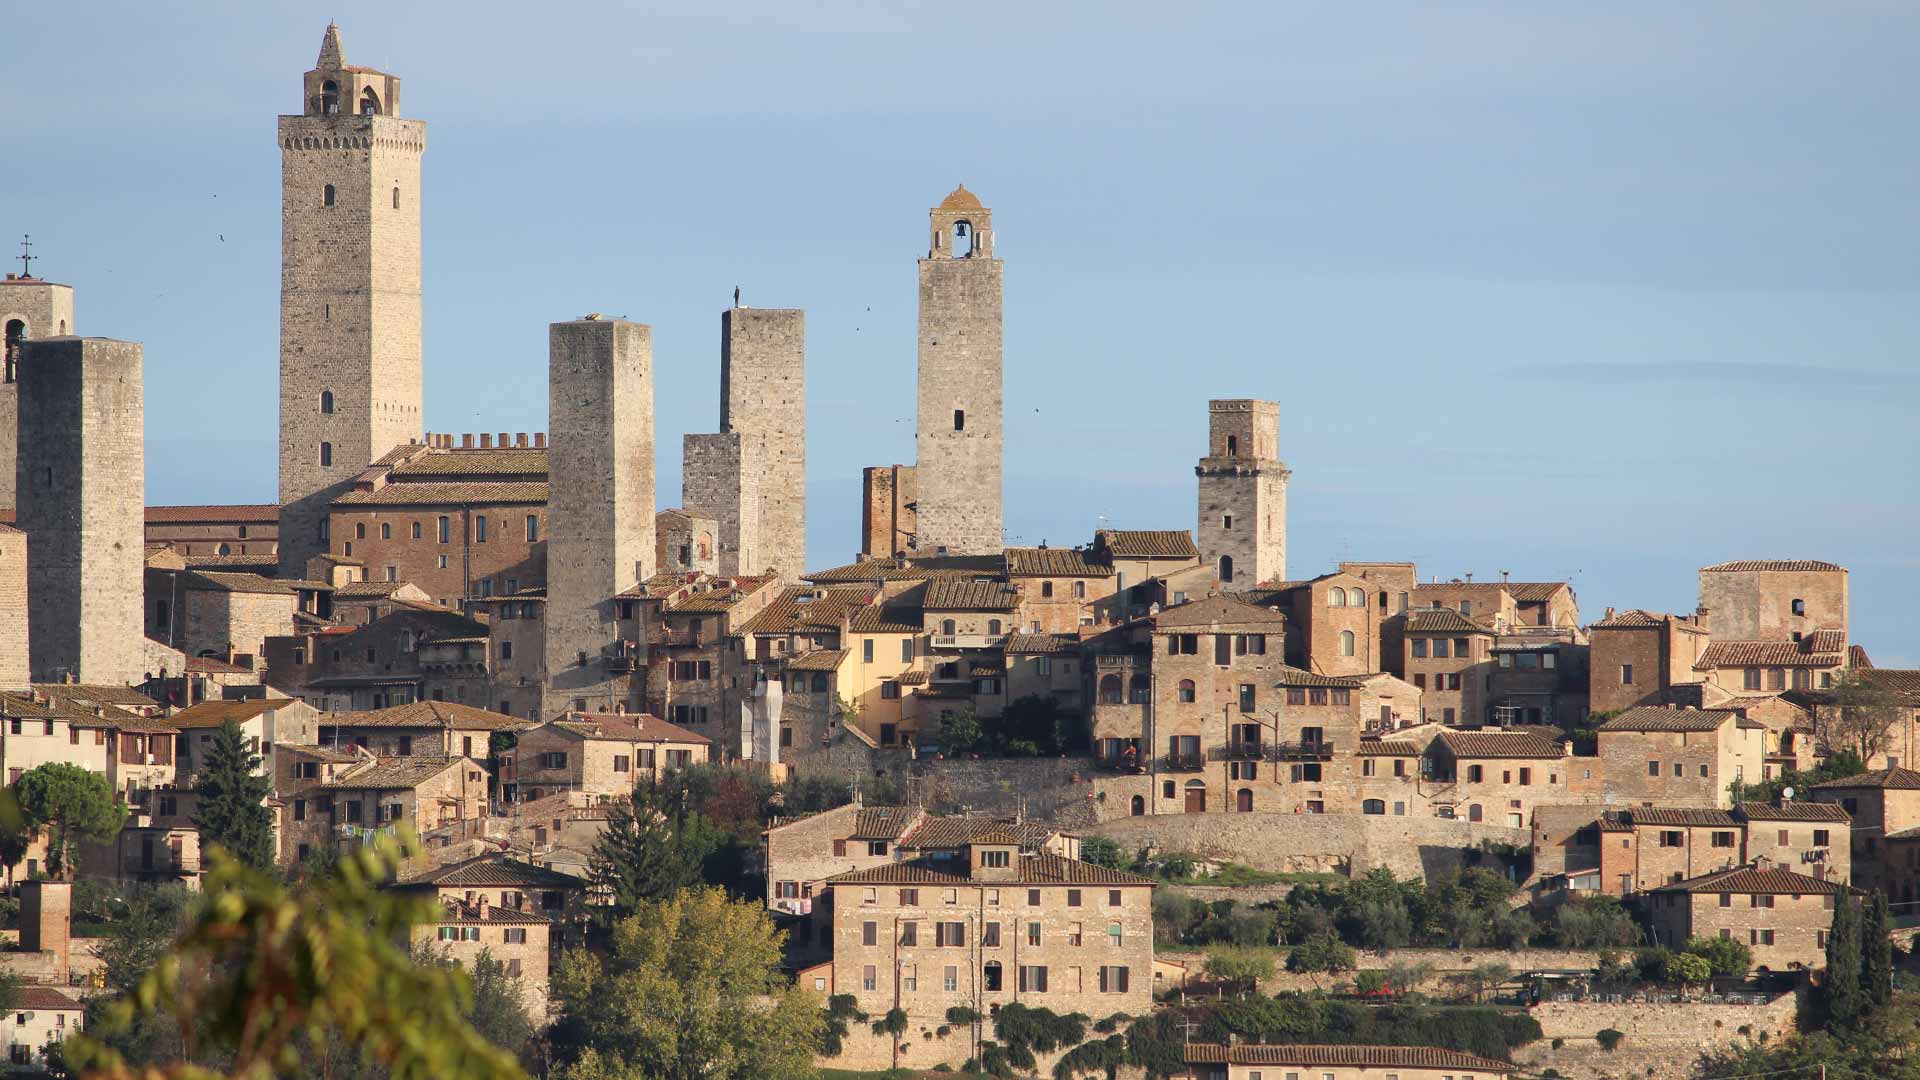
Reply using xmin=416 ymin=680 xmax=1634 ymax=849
xmin=501 ymin=712 xmax=709 ymax=803
xmin=543 ymin=318 xmax=653 ymax=717
xmin=1646 ymin=864 xmax=1850 ymax=971
xmin=416 ymin=901 xmax=552 ymax=1015
xmin=278 ymin=23 xmax=425 ymax=577
xmin=0 ymin=272 xmax=75 ymax=509
xmin=720 ymin=306 xmax=806 ymax=577
xmin=1180 ymin=1044 xmax=1517 ymax=1080
xmin=1700 ymin=560 xmax=1848 ymax=643
xmin=17 ymin=337 xmax=145 ymax=686
xmin=914 ymin=186 xmax=1003 ymax=555
xmin=655 ymin=509 xmax=718 ymax=576
xmin=0 ymin=526 xmax=26 ymax=690
xmin=683 ymin=432 xmax=761 ymax=576
xmin=1596 ymin=707 xmax=1766 ymax=809
xmin=860 ymin=464 xmax=916 ymax=560
xmin=1589 ymin=609 xmax=1709 ymax=715
xmin=143 ymin=504 xmax=279 ymax=560
xmin=1195 ymin=399 xmax=1288 ymax=588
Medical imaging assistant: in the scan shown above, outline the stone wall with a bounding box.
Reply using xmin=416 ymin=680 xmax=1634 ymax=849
xmin=1088 ymin=811 xmax=1529 ymax=881
xmin=1195 ymin=399 xmax=1287 ymax=587
xmin=720 ymin=307 xmax=805 ymax=578
xmin=0 ymin=526 xmax=27 ymax=690
xmin=1160 ymin=947 xmax=1605 ymax=995
xmin=1700 ymin=565 xmax=1847 ymax=643
xmin=906 ymin=757 xmax=1102 ymax=831
xmin=683 ymin=432 xmax=761 ymax=577
xmin=0 ymin=277 xmax=75 ymax=509
xmin=1515 ymin=992 xmax=1798 ymax=1080
xmin=915 ymin=192 xmax=1003 ymax=556
xmin=860 ymin=464 xmax=916 ymax=561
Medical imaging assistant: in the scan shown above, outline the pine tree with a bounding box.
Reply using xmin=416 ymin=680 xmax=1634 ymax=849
xmin=1824 ymin=892 xmax=1864 ymax=1026
xmin=191 ymin=719 xmax=276 ymax=871
xmin=588 ymin=793 xmax=706 ymax=919
xmin=1862 ymin=889 xmax=1894 ymax=1011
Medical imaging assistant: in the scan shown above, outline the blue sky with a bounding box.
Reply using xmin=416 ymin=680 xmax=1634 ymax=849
xmin=7 ymin=2 xmax=1917 ymax=665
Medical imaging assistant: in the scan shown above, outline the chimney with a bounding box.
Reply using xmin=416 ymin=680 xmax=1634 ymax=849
xmin=1604 ymin=607 xmax=1615 ymax=620
xmin=476 ymin=894 xmax=489 ymax=918
xmin=480 ymin=433 xmax=494 ymax=448
xmin=498 ymin=432 xmax=509 ymax=448
xmin=515 ymin=432 xmax=528 ymax=448
xmin=461 ymin=434 xmax=475 ymax=449
xmin=534 ymin=432 xmax=547 ymax=449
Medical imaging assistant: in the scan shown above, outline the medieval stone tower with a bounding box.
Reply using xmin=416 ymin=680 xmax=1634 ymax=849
xmin=545 ymin=318 xmax=654 ymax=716
xmin=0 ymin=272 xmax=76 ymax=509
xmin=16 ymin=338 xmax=145 ymax=685
xmin=914 ymin=185 xmax=1004 ymax=555
xmin=0 ymin=526 xmax=28 ymax=690
xmin=683 ymin=306 xmax=805 ymax=577
xmin=276 ymin=24 xmax=425 ymax=576
xmin=1196 ymin=399 xmax=1289 ymax=587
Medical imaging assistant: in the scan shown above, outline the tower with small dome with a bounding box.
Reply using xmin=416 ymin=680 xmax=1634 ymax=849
xmin=914 ymin=185 xmax=1004 ymax=555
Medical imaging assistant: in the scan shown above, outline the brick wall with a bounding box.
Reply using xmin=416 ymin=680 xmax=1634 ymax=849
xmin=860 ymin=465 xmax=916 ymax=560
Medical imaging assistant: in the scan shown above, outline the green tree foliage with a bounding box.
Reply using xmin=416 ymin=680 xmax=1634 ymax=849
xmin=936 ymin=708 xmax=984 ymax=755
xmin=84 ymin=882 xmax=197 ymax=1066
xmin=1825 ymin=894 xmax=1865 ymax=1026
xmin=1077 ymin=835 xmax=1124 ymax=870
xmin=1683 ymin=935 xmax=1753 ymax=978
xmin=548 ymin=886 xmax=820 ymax=1080
xmin=1663 ymin=952 xmax=1711 ymax=986
xmin=1595 ymin=1028 xmax=1624 ymax=1051
xmin=191 ymin=719 xmax=277 ymax=871
xmin=413 ymin=946 xmax=536 ymax=1062
xmin=587 ymin=791 xmax=719 ymax=918
xmin=1729 ymin=750 xmax=1864 ymax=805
xmin=1553 ymin=895 xmax=1642 ymax=949
xmin=14 ymin=762 xmax=126 ymax=878
xmin=66 ymin=835 xmax=525 ymax=1080
xmin=1202 ymin=946 xmax=1274 ymax=984
xmin=1286 ymin=867 xmax=1530 ymax=951
xmin=0 ymin=788 xmax=32 ymax=885
xmin=1446 ymin=962 xmax=1512 ymax=1003
xmin=1864 ymin=890 xmax=1894 ymax=1009
xmin=975 ymin=694 xmax=1089 ymax=757
xmin=1129 ymin=998 xmax=1541 ymax=1067
xmin=1285 ymin=933 xmax=1356 ymax=976
xmin=1699 ymin=993 xmax=1920 ymax=1079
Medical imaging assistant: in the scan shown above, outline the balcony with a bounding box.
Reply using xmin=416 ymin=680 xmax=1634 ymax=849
xmin=649 ymin=627 xmax=701 ymax=648
xmin=930 ymin=633 xmax=1007 ymax=651
xmin=1162 ymin=752 xmax=1206 ymax=772
xmin=605 ymin=655 xmax=637 ymax=674
xmin=1213 ymin=742 xmax=1265 ymax=762
xmin=1267 ymin=740 xmax=1335 ymax=762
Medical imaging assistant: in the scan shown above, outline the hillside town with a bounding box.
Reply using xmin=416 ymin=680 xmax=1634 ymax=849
xmin=0 ymin=21 xmax=1913 ymax=1080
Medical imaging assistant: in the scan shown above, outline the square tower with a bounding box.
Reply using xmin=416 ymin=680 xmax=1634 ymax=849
xmin=277 ymin=24 xmax=425 ymax=576
xmin=1196 ymin=399 xmax=1289 ymax=587
xmin=16 ymin=338 xmax=145 ymax=685
xmin=720 ymin=307 xmax=806 ymax=576
xmin=683 ymin=431 xmax=762 ymax=575
xmin=544 ymin=318 xmax=654 ymax=717
xmin=0 ymin=525 xmax=27 ymax=691
xmin=1 ymin=272 xmax=76 ymax=508
xmin=915 ymin=185 xmax=1004 ymax=555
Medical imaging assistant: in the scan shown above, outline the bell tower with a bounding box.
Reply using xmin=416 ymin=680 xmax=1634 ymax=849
xmin=1196 ymin=399 xmax=1288 ymax=587
xmin=276 ymin=23 xmax=425 ymax=576
xmin=914 ymin=185 xmax=1004 ymax=555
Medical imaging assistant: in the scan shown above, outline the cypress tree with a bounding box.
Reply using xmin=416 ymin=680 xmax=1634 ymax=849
xmin=192 ymin=718 xmax=277 ymax=871
xmin=1824 ymin=893 xmax=1864 ymax=1026
xmin=1862 ymin=889 xmax=1894 ymax=1011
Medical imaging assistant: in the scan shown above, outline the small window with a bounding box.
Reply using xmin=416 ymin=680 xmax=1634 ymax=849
xmin=323 ymin=184 xmax=335 ymax=207
xmin=1792 ymin=598 xmax=1806 ymax=616
xmin=319 ymin=441 xmax=332 ymax=467
xmin=320 ymin=390 xmax=335 ymax=414
xmin=392 ymin=186 xmax=401 ymax=209
xmin=954 ymin=409 xmax=965 ymax=431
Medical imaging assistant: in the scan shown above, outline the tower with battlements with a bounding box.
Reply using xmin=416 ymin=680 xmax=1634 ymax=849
xmin=1196 ymin=399 xmax=1288 ymax=587
xmin=1 ymin=267 xmax=75 ymax=509
xmin=277 ymin=23 xmax=425 ymax=576
xmin=914 ymin=185 xmax=1003 ymax=555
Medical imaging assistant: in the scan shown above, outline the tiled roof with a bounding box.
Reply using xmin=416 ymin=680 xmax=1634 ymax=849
xmin=549 ymin=714 xmax=705 ymax=745
xmin=669 ymin=575 xmax=777 ymax=614
xmin=1600 ymin=707 xmax=1739 ymax=733
xmin=326 ymin=755 xmax=465 ymax=790
xmin=1694 ymin=640 xmax=1845 ymax=670
xmin=938 ymin=184 xmax=983 ymax=210
xmin=851 ymin=806 xmax=920 ymax=840
xmin=334 ymin=481 xmax=549 ymax=507
xmin=433 ymin=900 xmax=552 ymax=926
xmin=1736 ymin=801 xmax=1850 ymax=823
xmin=737 ymin=587 xmax=876 ymax=635
xmin=1096 ymin=529 xmax=1198 ymax=559
xmin=1863 ymin=669 xmax=1920 ymax=698
xmin=1437 ymin=730 xmax=1565 ymax=759
xmin=11 ymin=986 xmax=83 ymax=1012
xmin=922 ymin=578 xmax=1019 ymax=612
xmin=1151 ymin=594 xmax=1287 ymax=630
xmin=896 ymin=670 xmax=930 ymax=686
xmin=1594 ymin=609 xmax=1665 ymax=628
xmin=169 ymin=698 xmax=299 ymax=729
xmin=183 ymin=570 xmax=296 ymax=595
xmin=1805 ymin=629 xmax=1845 ymax=654
xmin=1655 ymin=865 xmax=1852 ymax=896
xmin=1355 ymin=740 xmax=1420 ymax=756
xmin=145 ymin=504 xmax=280 ymax=524
xmin=1504 ymin=582 xmax=1571 ymax=602
xmin=1183 ymin=1044 xmax=1515 ymax=1072
xmin=1004 ymin=547 xmax=1111 ymax=577
xmin=785 ymin=649 xmax=849 ymax=672
xmin=1406 ymin=609 xmax=1492 ymax=634
xmin=390 ymin=447 xmax=547 ymax=478
xmin=1627 ymin=807 xmax=1740 ymax=828
xmin=181 ymin=553 xmax=279 ymax=570
xmin=900 ymin=816 xmax=1055 ymax=851
xmin=849 ymin=606 xmax=925 ymax=634
xmin=1702 ymin=560 xmax=1844 ymax=573
xmin=1812 ymin=767 xmax=1920 ymax=791
xmin=1270 ymin=666 xmax=1364 ymax=688
xmin=400 ymin=854 xmax=584 ymax=889
xmin=803 ymin=556 xmax=1001 ymax=584
xmin=283 ymin=744 xmax=363 ymax=764
xmin=1004 ymin=634 xmax=1078 ymax=655
xmin=333 ymin=581 xmax=411 ymax=599
xmin=1850 ymin=645 xmax=1874 ymax=669
xmin=185 ymin=655 xmax=252 ymax=674
xmin=827 ymin=853 xmax=1153 ymax=887
xmin=324 ymin=701 xmax=529 ymax=731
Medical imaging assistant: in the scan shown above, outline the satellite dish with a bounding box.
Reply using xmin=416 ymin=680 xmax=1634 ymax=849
xmin=1781 ymin=786 xmax=1796 ymax=801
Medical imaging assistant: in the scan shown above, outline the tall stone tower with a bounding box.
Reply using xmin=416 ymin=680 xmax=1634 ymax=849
xmin=0 ymin=525 xmax=28 ymax=691
xmin=721 ymin=307 xmax=806 ymax=576
xmin=1196 ymin=399 xmax=1288 ymax=588
xmin=544 ymin=318 xmax=654 ymax=716
xmin=277 ymin=23 xmax=425 ymax=576
xmin=915 ymin=185 xmax=1003 ymax=555
xmin=683 ymin=431 xmax=761 ymax=576
xmin=1 ymin=272 xmax=76 ymax=509
xmin=16 ymin=338 xmax=145 ymax=685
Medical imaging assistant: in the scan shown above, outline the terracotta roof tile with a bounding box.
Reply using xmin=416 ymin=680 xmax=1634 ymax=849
xmin=922 ymin=578 xmax=1019 ymax=612
xmin=389 ymin=447 xmax=547 ymax=478
xmin=1627 ymin=807 xmax=1740 ymax=828
xmin=1735 ymin=801 xmax=1850 ymax=822
xmin=334 ymin=481 xmax=549 ymax=507
xmin=169 ymin=698 xmax=299 ymax=729
xmin=1654 ymin=865 xmax=1852 ymax=895
xmin=1695 ymin=640 xmax=1844 ymax=670
xmin=1004 ymin=634 xmax=1078 ymax=655
xmin=145 ymin=504 xmax=280 ymax=524
xmin=1812 ymin=767 xmax=1920 ymax=790
xmin=181 ymin=553 xmax=279 ymax=570
xmin=1504 ymin=582 xmax=1571 ymax=602
xmin=849 ymin=606 xmax=925 ymax=634
xmin=1702 ymin=560 xmax=1845 ymax=573
xmin=669 ymin=575 xmax=777 ymax=614
xmin=1095 ymin=529 xmax=1198 ymax=559
xmin=1600 ymin=707 xmax=1742 ymax=733
xmin=1183 ymin=1044 xmax=1514 ymax=1072
xmin=1437 ymin=730 xmax=1565 ymax=759
xmin=433 ymin=900 xmax=552 ymax=926
xmin=1004 ymin=547 xmax=1111 ymax=577
xmin=1271 ymin=666 xmax=1364 ymax=688
xmin=324 ymin=701 xmax=530 ymax=731
xmin=11 ymin=987 xmax=83 ymax=1012
xmin=326 ymin=755 xmax=465 ymax=790
xmin=828 ymin=852 xmax=1153 ymax=887
xmin=1850 ymin=645 xmax=1875 ymax=669
xmin=1406 ymin=608 xmax=1494 ymax=634
xmin=400 ymin=854 xmax=584 ymax=889
xmin=183 ymin=570 xmax=296 ymax=595
xmin=900 ymin=817 xmax=1056 ymax=850
xmin=1355 ymin=740 xmax=1420 ymax=756
xmin=737 ymin=587 xmax=876 ymax=634
xmin=1863 ymin=669 xmax=1920 ymax=698
xmin=1151 ymin=594 xmax=1287 ymax=630
xmin=852 ymin=806 xmax=920 ymax=840
xmin=551 ymin=711 xmax=710 ymax=744
xmin=804 ymin=555 xmax=1001 ymax=584
xmin=1594 ymin=609 xmax=1665 ymax=628
xmin=785 ymin=649 xmax=849 ymax=672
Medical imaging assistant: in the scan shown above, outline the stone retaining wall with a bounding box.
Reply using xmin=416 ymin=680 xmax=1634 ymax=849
xmin=1517 ymin=992 xmax=1799 ymax=1080
xmin=1091 ymin=812 xmax=1528 ymax=881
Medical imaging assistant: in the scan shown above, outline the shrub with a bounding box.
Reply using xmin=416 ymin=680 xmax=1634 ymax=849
xmin=1287 ymin=933 xmax=1356 ymax=975
xmin=1684 ymin=935 xmax=1753 ymax=978
xmin=1664 ymin=952 xmax=1712 ymax=986
xmin=1079 ymin=835 xmax=1124 ymax=870
xmin=1204 ymin=945 xmax=1275 ymax=984
xmin=947 ymin=1005 xmax=982 ymax=1025
xmin=1596 ymin=1028 xmax=1624 ymax=1052
xmin=1353 ymin=969 xmax=1389 ymax=995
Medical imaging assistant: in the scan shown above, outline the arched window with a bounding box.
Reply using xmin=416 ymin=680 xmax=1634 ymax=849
xmin=1468 ymin=804 xmax=1484 ymax=823
xmin=1329 ymin=588 xmax=1346 ymax=607
xmin=1176 ymin=679 xmax=1196 ymax=703
xmin=1236 ymin=788 xmax=1254 ymax=812
xmin=360 ymin=87 xmax=381 ymax=115
xmin=3 ymin=319 xmax=24 ymax=384
xmin=321 ymin=80 xmax=339 ymax=114
xmin=1041 ymin=581 xmax=1053 ymax=598
xmin=320 ymin=390 xmax=334 ymax=414
xmin=1218 ymin=555 xmax=1234 ymax=583
xmin=812 ymin=673 xmax=829 ymax=692
xmin=1348 ymin=588 xmax=1366 ymax=606
xmin=1363 ymin=799 xmax=1386 ymax=815
xmin=393 ymin=186 xmax=400 ymax=209
xmin=953 ymin=409 xmax=965 ymax=431
xmin=323 ymin=184 xmax=335 ymax=207
xmin=217 ymin=543 xmax=230 ymax=556
xmin=1072 ymin=580 xmax=1086 ymax=599
xmin=953 ymin=220 xmax=974 ymax=257
xmin=1128 ymin=674 xmax=1150 ymax=704
xmin=319 ymin=441 xmax=332 ymax=467
xmin=1339 ymin=630 xmax=1356 ymax=657
xmin=1098 ymin=674 xmax=1122 ymax=705
xmin=941 ymin=619 xmax=956 ymax=636
xmin=1130 ymin=795 xmax=1145 ymax=816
